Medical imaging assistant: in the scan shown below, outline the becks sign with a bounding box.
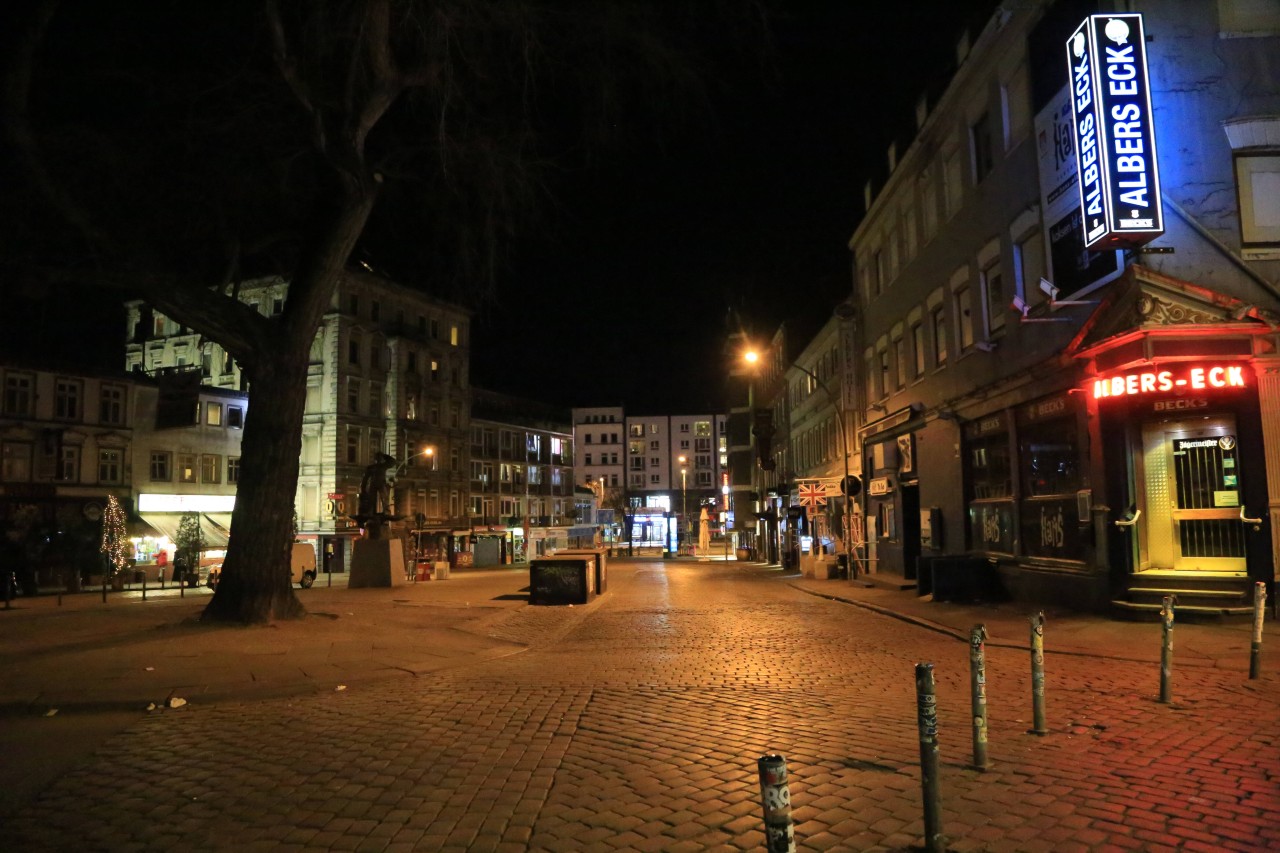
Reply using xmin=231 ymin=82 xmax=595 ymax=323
xmin=1066 ymin=14 xmax=1164 ymax=250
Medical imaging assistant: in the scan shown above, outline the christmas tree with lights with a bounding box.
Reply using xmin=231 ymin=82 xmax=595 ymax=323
xmin=99 ymin=495 xmax=129 ymax=578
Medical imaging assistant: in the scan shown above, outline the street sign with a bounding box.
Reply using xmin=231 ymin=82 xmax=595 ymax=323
xmin=798 ymin=483 xmax=827 ymax=508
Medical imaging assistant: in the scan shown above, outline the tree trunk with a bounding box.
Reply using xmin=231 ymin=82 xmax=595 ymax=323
xmin=201 ymin=350 xmax=308 ymax=623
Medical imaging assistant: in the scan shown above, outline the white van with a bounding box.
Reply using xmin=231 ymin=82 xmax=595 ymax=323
xmin=291 ymin=542 xmax=318 ymax=588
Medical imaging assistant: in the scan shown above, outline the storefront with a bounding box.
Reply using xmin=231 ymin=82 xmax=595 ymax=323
xmin=956 ymin=271 xmax=1280 ymax=613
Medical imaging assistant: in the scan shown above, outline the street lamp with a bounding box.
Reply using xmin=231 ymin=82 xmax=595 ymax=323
xmin=678 ymin=454 xmax=688 ymax=546
xmin=744 ymin=350 xmax=858 ymax=578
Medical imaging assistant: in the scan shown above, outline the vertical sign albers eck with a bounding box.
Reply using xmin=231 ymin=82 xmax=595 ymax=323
xmin=1066 ymin=14 xmax=1163 ymax=250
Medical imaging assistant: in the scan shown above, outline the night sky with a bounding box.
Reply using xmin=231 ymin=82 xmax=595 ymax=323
xmin=3 ymin=1 xmax=999 ymax=417
xmin=471 ymin=1 xmax=1000 ymax=414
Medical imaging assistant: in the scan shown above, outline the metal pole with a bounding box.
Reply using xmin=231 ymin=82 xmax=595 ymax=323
xmin=1159 ymin=595 xmax=1174 ymax=703
xmin=1029 ymin=612 xmax=1048 ymax=735
xmin=969 ymin=624 xmax=991 ymax=770
xmin=915 ymin=663 xmax=944 ymax=853
xmin=757 ymin=753 xmax=796 ymax=853
xmin=142 ymin=569 xmax=147 ymax=601
xmin=1251 ymin=582 xmax=1266 ymax=680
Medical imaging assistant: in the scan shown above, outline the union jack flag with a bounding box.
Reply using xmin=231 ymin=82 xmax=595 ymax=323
xmin=797 ymin=483 xmax=827 ymax=507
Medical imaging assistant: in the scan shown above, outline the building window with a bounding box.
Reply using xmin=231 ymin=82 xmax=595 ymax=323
xmin=895 ymin=335 xmax=908 ymax=388
xmin=431 ymin=318 xmax=440 ymax=339
xmin=430 ymin=359 xmax=440 ymax=381
xmin=206 ymin=402 xmax=223 ymax=426
xmin=54 ymin=379 xmax=81 ymax=420
xmin=943 ymin=147 xmax=963 ymax=219
xmin=584 ymin=453 xmax=593 ymax=466
xmin=630 ymin=424 xmax=643 ymax=437
xmin=3 ymin=373 xmax=33 ymax=416
xmin=100 ymin=384 xmax=125 ymax=425
xmin=955 ymin=284 xmax=975 ymax=351
xmin=650 ymin=474 xmax=660 ymax=484
xmin=178 ymin=453 xmax=197 ymax=483
xmin=150 ymin=451 xmax=171 ymax=482
xmin=970 ymin=112 xmax=994 ymax=183
xmin=982 ymin=259 xmax=1005 ymax=336
xmin=370 ymin=300 xmax=380 ymax=322
xmin=2 ymin=441 xmax=33 ymax=481
xmin=59 ymin=445 xmax=80 ymax=482
xmin=348 ymin=337 xmax=360 ymax=365
xmin=920 ymin=171 xmax=938 ymax=242
xmin=348 ymin=294 xmax=359 ymax=315
xmin=347 ymin=379 xmax=360 ymax=413
xmin=98 ymin=448 xmax=122 ymax=484
xmin=878 ymin=348 xmax=891 ymax=397
xmin=227 ymin=457 xmax=241 ymax=484
xmin=201 ymin=454 xmax=221 ymax=484
xmin=911 ymin=322 xmax=926 ymax=378
xmin=931 ymin=305 xmax=948 ymax=367
xmin=346 ymin=430 xmax=360 ymax=464
xmin=1235 ymin=154 xmax=1280 ymax=254
xmin=873 ymin=248 xmax=885 ymax=296
xmin=272 ymin=297 xmax=285 ymax=316
xmin=228 ymin=406 xmax=244 ymax=428
xmin=407 ymin=352 xmax=417 ymax=373
xmin=1015 ymin=230 xmax=1047 ymax=308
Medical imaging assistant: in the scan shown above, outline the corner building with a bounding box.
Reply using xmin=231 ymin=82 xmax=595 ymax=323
xmin=849 ymin=0 xmax=1280 ymax=614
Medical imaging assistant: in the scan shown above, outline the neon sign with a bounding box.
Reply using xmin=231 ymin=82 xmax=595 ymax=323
xmin=1066 ymin=14 xmax=1164 ymax=249
xmin=1092 ymin=364 xmax=1248 ymax=400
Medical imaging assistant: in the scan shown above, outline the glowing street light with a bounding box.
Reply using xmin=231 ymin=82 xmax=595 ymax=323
xmin=742 ymin=349 xmax=858 ymax=577
xmin=678 ymin=454 xmax=688 ymax=541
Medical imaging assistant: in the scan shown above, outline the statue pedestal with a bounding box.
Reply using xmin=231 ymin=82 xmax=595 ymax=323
xmin=349 ymin=538 xmax=407 ymax=588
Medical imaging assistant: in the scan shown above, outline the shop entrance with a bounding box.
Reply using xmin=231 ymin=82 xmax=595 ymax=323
xmin=1139 ymin=416 xmax=1247 ymax=573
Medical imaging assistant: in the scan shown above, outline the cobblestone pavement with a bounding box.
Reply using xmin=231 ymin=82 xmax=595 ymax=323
xmin=6 ymin=560 xmax=1279 ymax=852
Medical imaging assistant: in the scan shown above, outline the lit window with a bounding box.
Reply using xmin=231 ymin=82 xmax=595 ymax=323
xmin=59 ymin=445 xmax=80 ymax=482
xmin=179 ymin=454 xmax=197 ymax=483
xmin=955 ymin=284 xmax=975 ymax=351
xmin=206 ymin=402 xmax=223 ymax=426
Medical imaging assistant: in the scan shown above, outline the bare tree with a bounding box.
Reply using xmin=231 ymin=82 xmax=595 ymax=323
xmin=1 ymin=0 xmax=765 ymax=622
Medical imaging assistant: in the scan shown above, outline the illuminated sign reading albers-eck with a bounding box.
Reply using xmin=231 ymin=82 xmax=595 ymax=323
xmin=1092 ymin=364 xmax=1248 ymax=400
xmin=1066 ymin=14 xmax=1164 ymax=249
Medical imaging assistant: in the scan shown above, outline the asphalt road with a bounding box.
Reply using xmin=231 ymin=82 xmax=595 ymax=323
xmin=4 ymin=560 xmax=1278 ymax=851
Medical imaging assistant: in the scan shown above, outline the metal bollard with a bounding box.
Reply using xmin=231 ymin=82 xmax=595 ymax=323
xmin=1028 ymin=612 xmax=1048 ymax=735
xmin=4 ymin=571 xmax=11 ymax=610
xmin=757 ymin=753 xmax=796 ymax=853
xmin=102 ymin=574 xmax=107 ymax=603
xmin=915 ymin=663 xmax=944 ymax=853
xmin=969 ymin=624 xmax=991 ymax=770
xmin=1159 ymin=595 xmax=1174 ymax=703
xmin=1251 ymin=582 xmax=1266 ymax=680
xmin=142 ymin=572 xmax=147 ymax=601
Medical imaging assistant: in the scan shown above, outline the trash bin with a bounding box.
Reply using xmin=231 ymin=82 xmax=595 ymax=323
xmin=529 ymin=556 xmax=594 ymax=605
xmin=555 ymin=548 xmax=608 ymax=594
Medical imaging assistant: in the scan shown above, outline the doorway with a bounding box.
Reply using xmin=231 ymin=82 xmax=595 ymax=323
xmin=1138 ymin=416 xmax=1247 ymax=573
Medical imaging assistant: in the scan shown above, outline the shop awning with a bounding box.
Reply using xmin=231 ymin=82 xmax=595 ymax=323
xmin=139 ymin=513 xmax=230 ymax=549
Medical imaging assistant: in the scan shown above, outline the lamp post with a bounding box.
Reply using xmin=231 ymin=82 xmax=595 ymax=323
xmin=678 ymin=454 xmax=688 ymax=548
xmin=745 ymin=350 xmax=857 ymax=578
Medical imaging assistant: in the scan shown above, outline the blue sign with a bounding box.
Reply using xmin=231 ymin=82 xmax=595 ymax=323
xmin=1066 ymin=14 xmax=1163 ymax=249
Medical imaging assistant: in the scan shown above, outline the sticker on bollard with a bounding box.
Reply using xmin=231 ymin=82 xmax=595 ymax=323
xmin=757 ymin=753 xmax=796 ymax=853
xmin=915 ymin=663 xmax=945 ymax=853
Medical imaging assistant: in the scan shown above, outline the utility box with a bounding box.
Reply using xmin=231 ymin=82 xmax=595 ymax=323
xmin=529 ymin=555 xmax=595 ymax=605
xmin=555 ymin=547 xmax=608 ymax=594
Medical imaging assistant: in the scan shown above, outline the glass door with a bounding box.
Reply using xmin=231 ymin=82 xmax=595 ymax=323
xmin=1140 ymin=417 xmax=1246 ymax=573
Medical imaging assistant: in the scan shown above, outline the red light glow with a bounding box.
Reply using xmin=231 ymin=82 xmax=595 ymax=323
xmin=1092 ymin=364 xmax=1247 ymax=400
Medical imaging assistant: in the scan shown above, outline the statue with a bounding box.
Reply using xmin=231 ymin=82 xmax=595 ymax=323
xmin=355 ymin=452 xmax=398 ymax=538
